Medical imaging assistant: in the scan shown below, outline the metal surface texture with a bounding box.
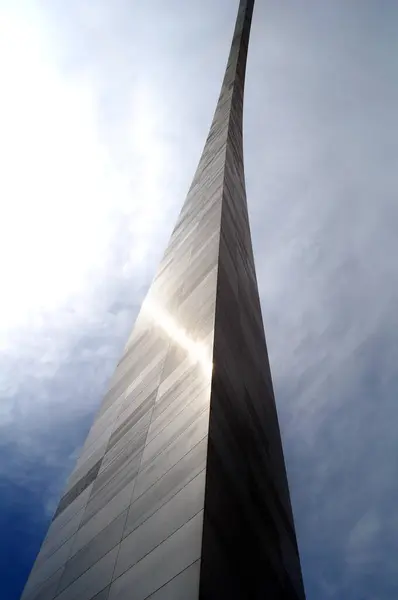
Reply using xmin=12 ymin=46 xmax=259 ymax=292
xmin=21 ymin=1 xmax=306 ymax=598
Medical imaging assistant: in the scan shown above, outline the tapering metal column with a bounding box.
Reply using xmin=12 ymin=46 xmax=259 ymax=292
xmin=21 ymin=2 xmax=306 ymax=599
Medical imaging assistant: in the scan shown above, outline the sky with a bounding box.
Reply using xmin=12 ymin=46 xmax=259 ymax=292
xmin=0 ymin=0 xmax=397 ymax=598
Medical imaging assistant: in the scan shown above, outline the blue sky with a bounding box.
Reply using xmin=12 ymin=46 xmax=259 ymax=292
xmin=1 ymin=0 xmax=398 ymax=598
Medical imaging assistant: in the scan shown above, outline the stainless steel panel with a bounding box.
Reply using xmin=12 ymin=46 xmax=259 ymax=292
xmin=108 ymin=512 xmax=203 ymax=600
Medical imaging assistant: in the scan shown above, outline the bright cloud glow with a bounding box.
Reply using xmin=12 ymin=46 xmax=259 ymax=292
xmin=0 ymin=8 xmax=172 ymax=353
xmin=0 ymin=12 xmax=125 ymax=339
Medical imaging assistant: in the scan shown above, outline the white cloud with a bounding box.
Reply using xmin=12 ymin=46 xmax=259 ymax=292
xmin=0 ymin=7 xmax=128 ymax=338
xmin=347 ymin=510 xmax=381 ymax=569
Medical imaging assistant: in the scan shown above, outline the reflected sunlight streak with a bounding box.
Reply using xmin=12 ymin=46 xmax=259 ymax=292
xmin=143 ymin=298 xmax=213 ymax=376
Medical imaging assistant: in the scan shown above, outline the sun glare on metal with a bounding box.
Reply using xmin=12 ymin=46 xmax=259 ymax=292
xmin=142 ymin=298 xmax=213 ymax=376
